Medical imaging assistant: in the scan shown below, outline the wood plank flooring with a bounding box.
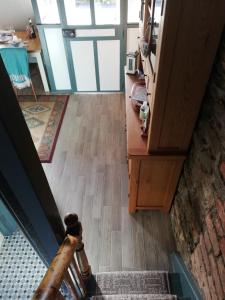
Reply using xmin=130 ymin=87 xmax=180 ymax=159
xmin=43 ymin=94 xmax=176 ymax=273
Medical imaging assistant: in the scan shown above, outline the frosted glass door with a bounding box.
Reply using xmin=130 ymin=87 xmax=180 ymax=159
xmin=36 ymin=0 xmax=60 ymax=24
xmin=44 ymin=28 xmax=71 ymax=90
xmin=94 ymin=0 xmax=120 ymax=25
xmin=97 ymin=40 xmax=120 ymax=91
xmin=35 ymin=0 xmax=123 ymax=92
xmin=64 ymin=0 xmax=122 ymax=92
xmin=70 ymin=41 xmax=97 ymax=91
xmin=64 ymin=0 xmax=92 ymax=25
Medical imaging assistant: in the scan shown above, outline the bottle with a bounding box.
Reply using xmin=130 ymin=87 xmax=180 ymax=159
xmin=139 ymin=101 xmax=149 ymax=121
xmin=139 ymin=101 xmax=150 ymax=135
xmin=28 ymin=18 xmax=36 ymax=39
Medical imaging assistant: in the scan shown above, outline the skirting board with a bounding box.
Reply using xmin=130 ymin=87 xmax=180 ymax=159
xmin=170 ymin=252 xmax=203 ymax=300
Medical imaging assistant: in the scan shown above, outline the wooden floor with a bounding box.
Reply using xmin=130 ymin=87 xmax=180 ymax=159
xmin=43 ymin=94 xmax=176 ymax=273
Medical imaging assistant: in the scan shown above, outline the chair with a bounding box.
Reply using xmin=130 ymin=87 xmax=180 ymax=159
xmin=0 ymin=47 xmax=37 ymax=101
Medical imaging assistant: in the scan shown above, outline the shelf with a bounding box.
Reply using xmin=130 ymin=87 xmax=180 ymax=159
xmin=141 ymin=52 xmax=152 ymax=75
xmin=125 ymin=69 xmax=148 ymax=157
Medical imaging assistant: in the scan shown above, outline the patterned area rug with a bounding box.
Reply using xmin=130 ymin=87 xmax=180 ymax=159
xmin=88 ymin=271 xmax=171 ymax=296
xmin=19 ymin=95 xmax=69 ymax=163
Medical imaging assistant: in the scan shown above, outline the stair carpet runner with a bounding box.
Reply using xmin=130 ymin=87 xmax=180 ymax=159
xmin=87 ymin=271 xmax=177 ymax=300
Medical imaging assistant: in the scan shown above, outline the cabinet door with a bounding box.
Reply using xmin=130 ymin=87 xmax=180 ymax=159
xmin=137 ymin=156 xmax=184 ymax=211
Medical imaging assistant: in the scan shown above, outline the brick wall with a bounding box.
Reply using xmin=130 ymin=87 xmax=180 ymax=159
xmin=170 ymin=30 xmax=225 ymax=300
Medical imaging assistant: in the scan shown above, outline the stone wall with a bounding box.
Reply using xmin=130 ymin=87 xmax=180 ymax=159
xmin=170 ymin=30 xmax=225 ymax=299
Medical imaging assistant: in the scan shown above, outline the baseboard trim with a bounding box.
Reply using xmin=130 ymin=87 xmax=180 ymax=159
xmin=170 ymin=252 xmax=203 ymax=300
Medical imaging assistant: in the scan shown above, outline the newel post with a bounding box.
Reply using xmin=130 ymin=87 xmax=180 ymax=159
xmin=64 ymin=213 xmax=92 ymax=281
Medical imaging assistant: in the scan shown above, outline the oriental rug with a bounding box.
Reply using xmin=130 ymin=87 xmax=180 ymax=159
xmin=19 ymin=95 xmax=69 ymax=162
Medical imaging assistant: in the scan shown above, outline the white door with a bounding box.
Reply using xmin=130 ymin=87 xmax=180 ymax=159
xmin=35 ymin=0 xmax=125 ymax=92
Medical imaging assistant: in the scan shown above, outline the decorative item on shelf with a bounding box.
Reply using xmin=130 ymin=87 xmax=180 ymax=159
xmin=0 ymin=30 xmax=14 ymax=44
xmin=137 ymin=68 xmax=145 ymax=80
xmin=136 ymin=50 xmax=142 ymax=72
xmin=11 ymin=35 xmax=22 ymax=47
xmin=26 ymin=18 xmax=36 ymax=39
xmin=126 ymin=51 xmax=138 ymax=74
xmin=150 ymin=34 xmax=157 ymax=55
xmin=140 ymin=37 xmax=150 ymax=57
xmin=130 ymin=81 xmax=147 ymax=113
xmin=139 ymin=100 xmax=150 ymax=136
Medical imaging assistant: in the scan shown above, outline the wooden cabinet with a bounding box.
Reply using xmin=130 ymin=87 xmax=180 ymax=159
xmin=125 ymin=0 xmax=225 ymax=213
xmin=145 ymin=0 xmax=225 ymax=153
xmin=128 ymin=156 xmax=184 ymax=213
xmin=125 ymin=73 xmax=185 ymax=213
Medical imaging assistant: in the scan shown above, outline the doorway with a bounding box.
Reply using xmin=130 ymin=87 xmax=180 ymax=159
xmin=33 ymin=0 xmax=126 ymax=92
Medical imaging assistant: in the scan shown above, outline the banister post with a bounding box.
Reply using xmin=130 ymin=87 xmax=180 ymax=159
xmin=64 ymin=213 xmax=92 ymax=281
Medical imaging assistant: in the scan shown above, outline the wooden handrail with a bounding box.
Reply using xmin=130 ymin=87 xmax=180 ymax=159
xmin=32 ymin=213 xmax=91 ymax=300
xmin=32 ymin=235 xmax=78 ymax=300
xmin=65 ymin=213 xmax=91 ymax=281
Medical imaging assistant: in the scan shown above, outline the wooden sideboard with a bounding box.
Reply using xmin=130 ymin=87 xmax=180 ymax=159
xmin=125 ymin=0 xmax=225 ymax=213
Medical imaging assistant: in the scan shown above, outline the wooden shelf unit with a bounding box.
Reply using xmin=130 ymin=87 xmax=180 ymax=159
xmin=125 ymin=71 xmax=148 ymax=157
xmin=125 ymin=0 xmax=225 ymax=213
xmin=125 ymin=71 xmax=185 ymax=213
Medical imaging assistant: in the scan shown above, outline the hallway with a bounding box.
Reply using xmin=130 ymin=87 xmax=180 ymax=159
xmin=43 ymin=94 xmax=176 ymax=273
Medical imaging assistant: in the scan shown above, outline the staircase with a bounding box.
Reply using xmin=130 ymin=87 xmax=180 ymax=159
xmin=88 ymin=271 xmax=177 ymax=299
xmin=32 ymin=214 xmax=177 ymax=300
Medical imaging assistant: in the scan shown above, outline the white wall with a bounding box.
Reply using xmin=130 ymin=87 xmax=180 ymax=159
xmin=0 ymin=0 xmax=34 ymax=31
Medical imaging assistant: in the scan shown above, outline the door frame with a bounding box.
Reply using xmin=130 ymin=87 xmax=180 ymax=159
xmin=31 ymin=0 xmax=128 ymax=93
xmin=0 ymin=57 xmax=65 ymax=265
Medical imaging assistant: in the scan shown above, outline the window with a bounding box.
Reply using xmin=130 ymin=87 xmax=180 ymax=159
xmin=36 ymin=0 xmax=60 ymax=24
xmin=94 ymin=0 xmax=120 ymax=25
xmin=64 ymin=0 xmax=92 ymax=25
xmin=127 ymin=0 xmax=140 ymax=23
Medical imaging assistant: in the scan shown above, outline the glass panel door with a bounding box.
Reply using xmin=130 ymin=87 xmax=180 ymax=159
xmin=94 ymin=0 xmax=120 ymax=24
xmin=63 ymin=0 xmax=123 ymax=92
xmin=97 ymin=40 xmax=120 ymax=90
xmin=34 ymin=0 xmax=125 ymax=92
xmin=36 ymin=0 xmax=60 ymax=24
xmin=44 ymin=28 xmax=71 ymax=90
xmin=64 ymin=0 xmax=92 ymax=25
xmin=70 ymin=40 xmax=97 ymax=91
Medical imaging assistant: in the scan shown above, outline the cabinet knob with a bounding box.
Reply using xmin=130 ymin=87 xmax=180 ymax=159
xmin=144 ymin=74 xmax=147 ymax=77
xmin=147 ymin=93 xmax=151 ymax=96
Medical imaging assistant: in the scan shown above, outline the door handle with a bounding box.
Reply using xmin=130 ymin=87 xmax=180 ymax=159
xmin=62 ymin=29 xmax=76 ymax=38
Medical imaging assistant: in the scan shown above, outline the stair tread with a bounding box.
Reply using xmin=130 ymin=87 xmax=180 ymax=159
xmin=91 ymin=294 xmax=177 ymax=300
xmin=87 ymin=271 xmax=171 ymax=296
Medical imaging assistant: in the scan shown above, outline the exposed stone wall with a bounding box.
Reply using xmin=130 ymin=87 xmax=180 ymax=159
xmin=170 ymin=30 xmax=225 ymax=300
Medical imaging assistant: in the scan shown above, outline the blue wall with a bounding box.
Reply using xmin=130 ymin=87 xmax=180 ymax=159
xmin=0 ymin=197 xmax=18 ymax=236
